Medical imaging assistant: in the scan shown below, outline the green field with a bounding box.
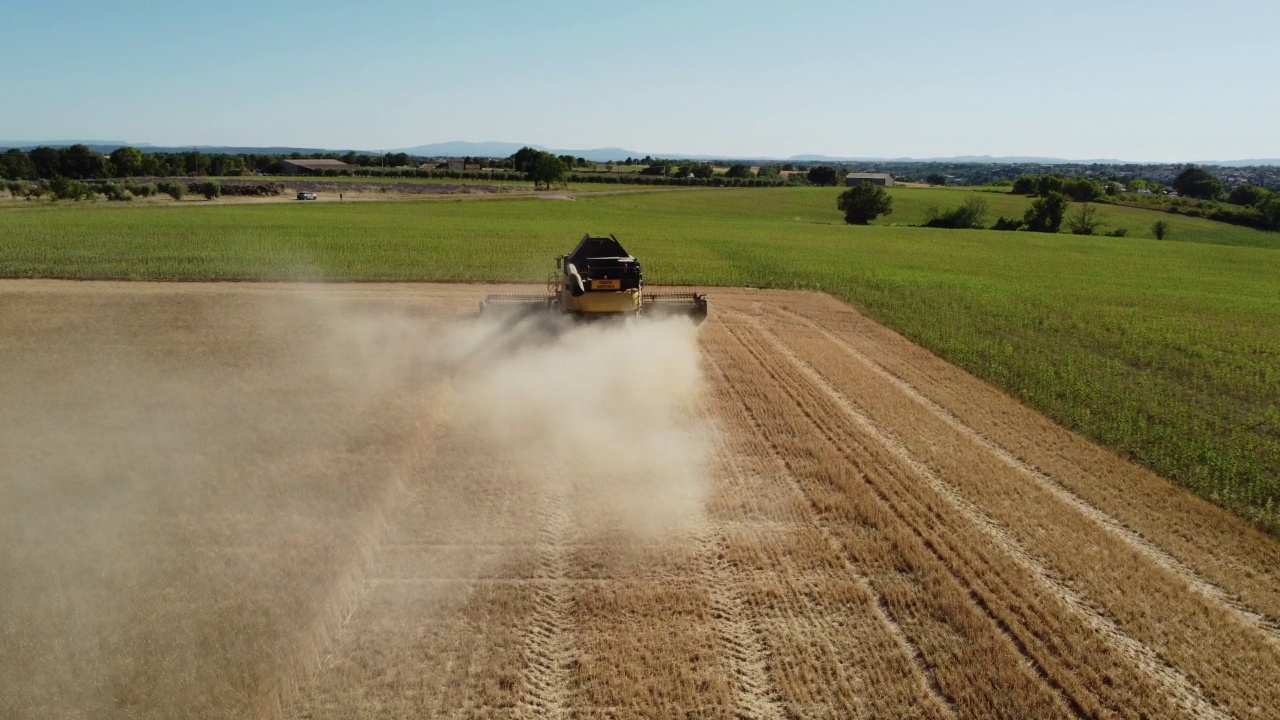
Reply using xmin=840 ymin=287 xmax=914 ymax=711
xmin=223 ymin=174 xmax=660 ymax=192
xmin=2 ymin=186 xmax=1278 ymax=531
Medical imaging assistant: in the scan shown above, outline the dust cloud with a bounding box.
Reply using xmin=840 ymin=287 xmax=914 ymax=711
xmin=305 ymin=298 xmax=713 ymax=539
xmin=0 ymin=285 xmax=713 ymax=719
xmin=0 ymin=289 xmax=443 ymax=719
xmin=444 ymin=313 xmax=712 ymax=539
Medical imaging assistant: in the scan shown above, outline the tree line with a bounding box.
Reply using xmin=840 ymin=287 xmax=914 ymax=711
xmin=0 ymin=144 xmax=472 ymax=180
xmin=1011 ymin=167 xmax=1280 ymax=232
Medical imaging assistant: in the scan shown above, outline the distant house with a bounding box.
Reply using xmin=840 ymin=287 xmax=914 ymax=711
xmin=438 ymin=160 xmax=485 ymax=171
xmin=280 ymin=159 xmax=357 ymax=175
xmin=845 ymin=172 xmax=894 ymax=187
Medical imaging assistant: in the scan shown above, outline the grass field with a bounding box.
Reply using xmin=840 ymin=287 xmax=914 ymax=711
xmin=1 ymin=186 xmax=1277 ymax=532
xmin=4 ymin=282 xmax=1277 ymax=719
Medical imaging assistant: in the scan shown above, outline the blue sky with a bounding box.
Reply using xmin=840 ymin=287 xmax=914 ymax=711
xmin=2 ymin=1 xmax=1277 ymax=160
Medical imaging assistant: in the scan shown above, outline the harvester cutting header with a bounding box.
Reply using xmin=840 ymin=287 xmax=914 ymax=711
xmin=481 ymin=234 xmax=708 ymax=323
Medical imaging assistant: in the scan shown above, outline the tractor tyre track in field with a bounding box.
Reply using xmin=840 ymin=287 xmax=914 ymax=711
xmin=694 ymin=513 xmax=787 ymax=720
xmin=515 ymin=478 xmax=576 ymax=720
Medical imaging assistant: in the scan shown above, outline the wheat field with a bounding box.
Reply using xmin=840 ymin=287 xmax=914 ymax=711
xmin=2 ymin=281 xmax=1277 ymax=719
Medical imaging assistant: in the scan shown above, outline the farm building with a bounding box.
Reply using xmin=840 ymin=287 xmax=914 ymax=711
xmin=439 ymin=160 xmax=483 ymax=171
xmin=279 ymin=159 xmax=357 ymax=175
xmin=845 ymin=172 xmax=894 ymax=187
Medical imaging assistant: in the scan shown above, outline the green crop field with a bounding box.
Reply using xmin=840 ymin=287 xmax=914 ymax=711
xmin=219 ymin=174 xmax=661 ymax=193
xmin=2 ymin=186 xmax=1278 ymax=532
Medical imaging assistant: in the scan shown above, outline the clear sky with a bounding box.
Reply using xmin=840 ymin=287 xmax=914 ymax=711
xmin=3 ymin=0 xmax=1277 ymax=161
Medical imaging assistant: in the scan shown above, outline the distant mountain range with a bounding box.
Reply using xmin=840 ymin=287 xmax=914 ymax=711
xmin=2 ymin=139 xmax=1278 ymax=166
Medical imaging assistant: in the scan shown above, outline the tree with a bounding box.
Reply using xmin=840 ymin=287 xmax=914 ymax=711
xmin=1036 ymin=174 xmax=1065 ymax=196
xmin=528 ymin=152 xmax=568 ymax=188
xmin=679 ymin=163 xmax=714 ymax=179
xmin=163 ymin=182 xmax=185 ymax=200
xmin=201 ymin=180 xmax=221 ymax=200
xmin=58 ymin=144 xmax=108 ymax=179
xmin=1012 ymin=174 xmax=1039 ymax=195
xmin=1152 ymin=220 xmax=1170 ymax=240
xmin=807 ymin=165 xmax=841 ymax=186
xmin=1259 ymin=196 xmax=1280 ymax=231
xmin=1023 ymin=191 xmax=1071 ymax=232
xmin=641 ymin=160 xmax=677 ymax=176
xmin=109 ymin=146 xmax=145 ymax=177
xmin=0 ymin=148 xmax=36 ymax=180
xmin=509 ymin=146 xmax=542 ymax=172
xmin=837 ymin=184 xmax=893 ymax=225
xmin=1172 ymin=165 xmax=1223 ymax=200
xmin=1061 ymin=177 xmax=1104 ymax=202
xmin=1227 ymin=184 xmax=1270 ymax=207
xmin=926 ymin=173 xmax=947 ymax=186
xmin=725 ymin=163 xmax=753 ymax=178
xmin=28 ymin=147 xmax=61 ymax=179
xmin=1067 ymin=204 xmax=1104 ymax=235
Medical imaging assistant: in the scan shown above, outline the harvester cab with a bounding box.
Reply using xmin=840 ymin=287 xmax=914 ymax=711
xmin=481 ymin=234 xmax=708 ymax=324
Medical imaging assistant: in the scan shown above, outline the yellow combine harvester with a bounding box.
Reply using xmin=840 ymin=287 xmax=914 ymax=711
xmin=480 ymin=234 xmax=709 ymax=323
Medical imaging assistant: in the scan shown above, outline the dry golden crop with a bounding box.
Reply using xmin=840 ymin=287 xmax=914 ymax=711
xmin=1 ymin=281 xmax=1277 ymax=719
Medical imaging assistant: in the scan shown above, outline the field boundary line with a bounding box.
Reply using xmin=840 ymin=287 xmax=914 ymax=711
xmin=514 ymin=474 xmax=575 ymax=720
xmin=705 ymin=347 xmax=957 ymax=720
xmin=770 ymin=305 xmax=1280 ymax=647
xmin=742 ymin=311 xmax=1230 ymax=720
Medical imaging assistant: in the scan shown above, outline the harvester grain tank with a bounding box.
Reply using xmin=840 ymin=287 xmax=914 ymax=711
xmin=480 ymin=234 xmax=708 ymax=323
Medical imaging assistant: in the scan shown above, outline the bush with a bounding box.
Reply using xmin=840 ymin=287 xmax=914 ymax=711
xmin=991 ymin=216 xmax=1024 ymax=231
xmin=837 ymin=183 xmax=893 ymax=225
xmin=1106 ymin=228 xmax=1129 ymax=237
xmin=98 ymin=182 xmax=133 ymax=201
xmin=1152 ymin=220 xmax=1170 ymax=240
xmin=128 ymin=182 xmax=158 ymax=198
xmin=160 ymin=182 xmax=185 ymax=200
xmin=924 ymin=197 xmax=990 ymax=229
xmin=1067 ymin=204 xmax=1104 ymax=235
xmin=1023 ymin=191 xmax=1071 ymax=233
xmin=4 ymin=179 xmax=31 ymax=198
xmin=201 ymin=181 xmax=221 ymax=200
xmin=49 ymin=176 xmax=94 ymax=201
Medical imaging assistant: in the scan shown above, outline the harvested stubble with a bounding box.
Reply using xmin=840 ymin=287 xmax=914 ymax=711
xmin=1 ymin=281 xmax=1277 ymax=720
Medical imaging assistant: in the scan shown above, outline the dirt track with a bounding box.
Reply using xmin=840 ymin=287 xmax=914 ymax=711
xmin=2 ymin=281 xmax=1278 ymax=719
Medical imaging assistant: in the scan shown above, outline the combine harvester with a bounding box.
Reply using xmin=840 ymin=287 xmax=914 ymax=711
xmin=480 ymin=234 xmax=709 ymax=324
